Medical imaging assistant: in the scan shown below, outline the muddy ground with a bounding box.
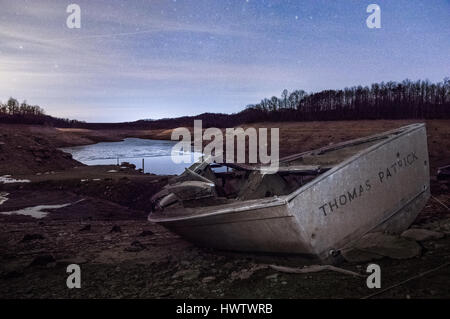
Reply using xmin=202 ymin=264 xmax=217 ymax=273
xmin=0 ymin=120 xmax=450 ymax=298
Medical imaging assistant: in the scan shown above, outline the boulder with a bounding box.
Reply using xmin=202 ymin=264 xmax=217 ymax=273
xmin=124 ymin=240 xmax=145 ymax=252
xmin=138 ymin=230 xmax=154 ymax=237
xmin=172 ymin=269 xmax=201 ymax=281
xmin=401 ymin=229 xmax=445 ymax=242
xmin=202 ymin=276 xmax=216 ymax=283
xmin=343 ymin=232 xmax=422 ymax=262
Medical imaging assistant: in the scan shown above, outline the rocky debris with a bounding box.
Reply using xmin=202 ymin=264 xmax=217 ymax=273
xmin=401 ymin=229 xmax=445 ymax=242
xmin=342 ymin=232 xmax=422 ymax=262
xmin=437 ymin=165 xmax=450 ymax=180
xmin=138 ymin=230 xmax=154 ymax=237
xmin=202 ymin=276 xmax=216 ymax=283
xmin=265 ymin=273 xmax=279 ymax=281
xmin=21 ymin=234 xmax=45 ymax=242
xmin=418 ymin=218 xmax=450 ymax=235
xmin=238 ymin=171 xmax=291 ymax=200
xmin=172 ymin=269 xmax=201 ymax=281
xmin=229 ymin=264 xmax=267 ymax=281
xmin=124 ymin=240 xmax=146 ymax=252
xmin=110 ymin=225 xmax=122 ymax=233
xmin=79 ymin=224 xmax=91 ymax=232
xmin=180 ymin=260 xmax=191 ymax=267
xmin=29 ymin=254 xmax=55 ymax=267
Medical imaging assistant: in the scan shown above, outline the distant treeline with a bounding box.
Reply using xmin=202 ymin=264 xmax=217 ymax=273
xmin=1 ymin=78 xmax=449 ymax=129
xmin=244 ymin=78 xmax=450 ymax=122
xmin=0 ymin=97 xmax=84 ymax=127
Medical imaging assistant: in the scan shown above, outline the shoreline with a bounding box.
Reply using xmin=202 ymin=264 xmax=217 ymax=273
xmin=3 ymin=119 xmax=450 ymax=175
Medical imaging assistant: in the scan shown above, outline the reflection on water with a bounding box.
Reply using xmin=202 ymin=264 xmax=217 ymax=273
xmin=61 ymin=138 xmax=202 ymax=175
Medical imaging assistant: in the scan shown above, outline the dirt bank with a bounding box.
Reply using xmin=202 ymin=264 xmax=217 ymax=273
xmin=0 ymin=124 xmax=178 ymax=175
xmin=3 ymin=120 xmax=450 ymax=176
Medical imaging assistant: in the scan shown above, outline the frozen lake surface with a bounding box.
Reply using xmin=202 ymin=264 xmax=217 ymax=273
xmin=61 ymin=138 xmax=202 ymax=175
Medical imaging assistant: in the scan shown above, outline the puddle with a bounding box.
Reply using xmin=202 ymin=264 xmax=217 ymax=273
xmin=0 ymin=199 xmax=84 ymax=219
xmin=0 ymin=175 xmax=31 ymax=184
xmin=0 ymin=192 xmax=8 ymax=205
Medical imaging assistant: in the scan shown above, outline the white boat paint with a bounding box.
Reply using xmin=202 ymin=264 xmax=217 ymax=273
xmin=149 ymin=124 xmax=430 ymax=262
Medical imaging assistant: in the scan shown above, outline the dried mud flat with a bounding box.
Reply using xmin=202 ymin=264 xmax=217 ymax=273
xmin=0 ymin=120 xmax=450 ymax=299
xmin=1 ymin=202 xmax=449 ymax=299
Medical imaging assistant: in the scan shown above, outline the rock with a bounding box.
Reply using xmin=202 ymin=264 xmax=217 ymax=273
xmin=138 ymin=230 xmax=154 ymax=237
xmin=29 ymin=255 xmax=55 ymax=267
xmin=124 ymin=240 xmax=145 ymax=252
xmin=344 ymin=232 xmax=422 ymax=260
xmin=202 ymin=276 xmax=216 ymax=283
xmin=265 ymin=273 xmax=279 ymax=280
xmin=180 ymin=260 xmax=191 ymax=266
xmin=401 ymin=229 xmax=445 ymax=242
xmin=172 ymin=269 xmax=201 ymax=281
xmin=21 ymin=234 xmax=45 ymax=242
xmin=79 ymin=224 xmax=91 ymax=232
xmin=110 ymin=225 xmax=122 ymax=233
xmin=229 ymin=264 xmax=267 ymax=281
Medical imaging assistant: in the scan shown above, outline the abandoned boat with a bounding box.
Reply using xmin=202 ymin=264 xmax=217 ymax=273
xmin=148 ymin=123 xmax=430 ymax=262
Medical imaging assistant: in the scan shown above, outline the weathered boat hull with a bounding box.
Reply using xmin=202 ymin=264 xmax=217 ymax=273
xmin=149 ymin=124 xmax=430 ymax=261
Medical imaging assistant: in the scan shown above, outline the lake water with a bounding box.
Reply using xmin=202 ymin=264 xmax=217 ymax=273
xmin=61 ymin=138 xmax=202 ymax=175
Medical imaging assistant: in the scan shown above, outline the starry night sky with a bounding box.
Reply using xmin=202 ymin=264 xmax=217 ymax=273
xmin=1 ymin=0 xmax=449 ymax=122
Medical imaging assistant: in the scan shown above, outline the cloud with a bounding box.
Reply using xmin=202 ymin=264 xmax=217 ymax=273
xmin=0 ymin=0 xmax=289 ymax=121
